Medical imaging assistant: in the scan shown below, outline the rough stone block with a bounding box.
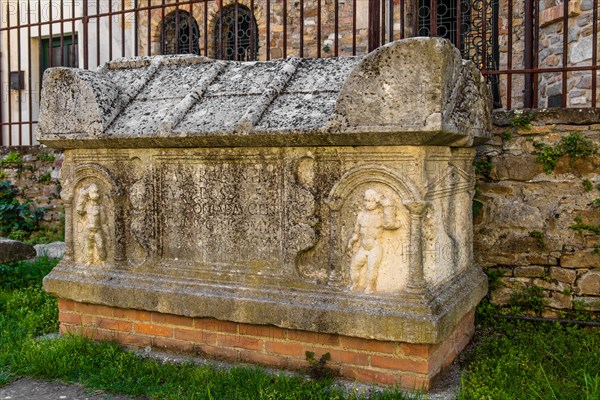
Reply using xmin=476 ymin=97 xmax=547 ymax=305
xmin=549 ymin=267 xmax=577 ymax=283
xmin=577 ymin=271 xmax=600 ymax=295
xmin=514 ymin=266 xmax=546 ymax=278
xmin=562 ymin=251 xmax=600 ymax=269
xmin=0 ymin=238 xmax=36 ymax=263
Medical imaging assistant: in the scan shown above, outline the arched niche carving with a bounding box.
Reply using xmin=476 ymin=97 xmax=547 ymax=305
xmin=325 ymin=165 xmax=421 ymax=293
xmin=62 ymin=164 xmax=124 ymax=265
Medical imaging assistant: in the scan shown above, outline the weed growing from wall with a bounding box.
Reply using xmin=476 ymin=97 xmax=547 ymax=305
xmin=534 ymin=132 xmax=598 ymax=173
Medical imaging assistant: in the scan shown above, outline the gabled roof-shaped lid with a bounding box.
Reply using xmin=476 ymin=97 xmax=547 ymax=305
xmin=38 ymin=38 xmax=492 ymax=148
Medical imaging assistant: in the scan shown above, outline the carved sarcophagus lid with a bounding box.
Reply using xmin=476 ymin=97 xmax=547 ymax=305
xmin=41 ymin=38 xmax=489 ymax=345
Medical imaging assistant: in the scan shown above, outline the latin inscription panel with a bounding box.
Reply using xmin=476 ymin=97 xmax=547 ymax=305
xmin=159 ymin=158 xmax=284 ymax=270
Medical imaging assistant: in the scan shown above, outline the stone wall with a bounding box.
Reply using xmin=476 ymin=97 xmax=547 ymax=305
xmin=475 ymin=109 xmax=600 ymax=319
xmin=0 ymin=146 xmax=64 ymax=239
xmin=497 ymin=0 xmax=597 ymax=108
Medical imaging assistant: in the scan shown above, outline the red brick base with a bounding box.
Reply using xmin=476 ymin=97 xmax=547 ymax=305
xmin=57 ymin=299 xmax=475 ymax=390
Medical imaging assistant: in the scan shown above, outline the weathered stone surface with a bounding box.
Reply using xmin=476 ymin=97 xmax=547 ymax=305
xmin=562 ymin=251 xmax=600 ymax=269
xmin=549 ymin=267 xmax=577 ymax=283
xmin=489 ymin=154 xmax=545 ymax=181
xmin=38 ymin=38 xmax=492 ymax=149
xmin=43 ymin=146 xmax=487 ymax=343
xmin=578 ymin=271 xmax=600 ymax=295
xmin=547 ymin=292 xmax=573 ymax=309
xmin=514 ymin=266 xmax=546 ymax=278
xmin=34 ymin=242 xmax=66 ymax=259
xmin=40 ymin=38 xmax=490 ymax=349
xmin=0 ymin=238 xmax=36 ymax=263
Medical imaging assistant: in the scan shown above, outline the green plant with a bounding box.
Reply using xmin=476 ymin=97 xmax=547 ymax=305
xmin=305 ymin=351 xmax=333 ymax=380
xmin=529 ymin=230 xmax=545 ymax=248
xmin=0 ymin=170 xmax=6 ymax=180
xmin=534 ymin=132 xmax=598 ymax=174
xmin=534 ymin=142 xmax=563 ymax=173
xmin=484 ymin=269 xmax=505 ymax=290
xmin=37 ymin=172 xmax=52 ymax=183
xmin=322 ymin=43 xmax=330 ymax=53
xmin=1 ymin=152 xmax=22 ymax=166
xmin=473 ymin=158 xmax=493 ymax=179
xmin=37 ymin=152 xmax=55 ymax=163
xmin=596 ymin=184 xmax=600 ymax=191
xmin=560 ymin=132 xmax=597 ymax=159
xmin=509 ymin=286 xmax=548 ymax=316
xmin=583 ymin=179 xmax=594 ymax=192
xmin=509 ymin=111 xmax=533 ymax=130
xmin=0 ymin=180 xmax=44 ymax=241
xmin=570 ymin=216 xmax=600 ymax=235
xmin=593 ymin=199 xmax=600 ymax=207
xmin=472 ymin=199 xmax=484 ymax=218
xmin=502 ymin=129 xmax=513 ymax=142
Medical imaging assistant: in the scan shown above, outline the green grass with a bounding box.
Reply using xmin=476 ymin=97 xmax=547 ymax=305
xmin=458 ymin=308 xmax=600 ymax=400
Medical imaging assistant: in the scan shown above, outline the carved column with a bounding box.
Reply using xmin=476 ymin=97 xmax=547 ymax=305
xmin=63 ymin=200 xmax=74 ymax=261
xmin=404 ymin=201 xmax=430 ymax=291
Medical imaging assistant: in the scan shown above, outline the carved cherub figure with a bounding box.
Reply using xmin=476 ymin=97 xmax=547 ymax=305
xmin=347 ymin=189 xmax=401 ymax=293
xmin=76 ymin=183 xmax=106 ymax=264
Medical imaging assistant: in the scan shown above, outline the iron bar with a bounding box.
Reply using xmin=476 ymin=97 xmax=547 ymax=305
xmin=335 ymin=0 xmax=339 ymax=55
xmin=506 ymin=0 xmax=512 ymax=109
xmin=96 ymin=0 xmax=100 ymax=65
xmin=109 ymin=0 xmax=113 ymax=61
xmin=234 ymin=0 xmax=238 ymax=60
xmin=283 ymin=0 xmax=287 ymax=58
xmin=381 ymin=0 xmax=385 ymax=45
xmin=266 ymin=0 xmax=270 ymax=59
xmin=122 ymin=0 xmax=126 ymax=58
xmin=203 ymin=0 xmax=208 ymax=56
xmin=400 ymin=0 xmax=404 ymax=39
xmin=430 ymin=0 xmax=437 ymax=37
xmin=29 ymin=0 xmax=34 ymax=144
xmin=299 ymin=0 xmax=304 ymax=57
xmin=16 ymin=1 xmax=22 ymax=144
xmin=317 ymin=0 xmax=321 ymax=57
xmin=135 ymin=0 xmax=139 ymax=56
xmin=189 ymin=0 xmax=193 ymax=53
xmin=368 ymin=0 xmax=380 ymax=51
xmin=250 ymin=0 xmax=255 ymax=59
xmin=533 ymin=0 xmax=540 ymax=107
xmin=562 ymin=0 xmax=568 ymax=107
xmin=593 ymin=0 xmax=598 ymax=107
xmin=523 ymin=0 xmax=534 ymax=108
xmin=83 ymin=0 xmax=89 ymax=68
xmin=147 ymin=0 xmax=151 ymax=56
xmin=6 ymin=1 xmax=13 ymax=145
xmin=71 ymin=0 xmax=76 ymax=65
xmin=175 ymin=0 xmax=180 ymax=54
xmin=352 ymin=0 xmax=357 ymax=54
xmin=388 ymin=0 xmax=393 ymax=43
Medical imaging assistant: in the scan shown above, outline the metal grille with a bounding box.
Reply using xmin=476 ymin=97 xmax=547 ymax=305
xmin=1 ymin=0 xmax=599 ymax=146
xmin=162 ymin=10 xmax=201 ymax=54
xmin=214 ymin=5 xmax=258 ymax=61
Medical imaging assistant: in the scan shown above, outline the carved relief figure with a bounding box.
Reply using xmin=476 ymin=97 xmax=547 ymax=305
xmin=76 ymin=183 xmax=107 ymax=264
xmin=347 ymin=189 xmax=401 ymax=293
xmin=130 ymin=177 xmax=153 ymax=264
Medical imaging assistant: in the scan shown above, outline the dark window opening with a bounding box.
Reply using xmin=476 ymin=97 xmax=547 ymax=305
xmin=161 ymin=10 xmax=200 ymax=55
xmin=41 ymin=35 xmax=78 ymax=76
xmin=214 ymin=5 xmax=258 ymax=61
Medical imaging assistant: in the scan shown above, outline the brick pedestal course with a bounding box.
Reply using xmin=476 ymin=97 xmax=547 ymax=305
xmin=58 ymin=299 xmax=475 ymax=390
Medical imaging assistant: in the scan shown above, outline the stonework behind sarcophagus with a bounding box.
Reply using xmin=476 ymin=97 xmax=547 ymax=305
xmin=40 ymin=38 xmax=491 ymax=389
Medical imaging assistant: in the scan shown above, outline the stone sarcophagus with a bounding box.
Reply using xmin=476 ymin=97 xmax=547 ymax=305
xmin=41 ymin=38 xmax=490 ymax=389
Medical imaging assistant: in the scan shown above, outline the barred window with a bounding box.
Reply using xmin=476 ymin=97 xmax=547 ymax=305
xmin=214 ymin=5 xmax=258 ymax=61
xmin=161 ymin=10 xmax=200 ymax=55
